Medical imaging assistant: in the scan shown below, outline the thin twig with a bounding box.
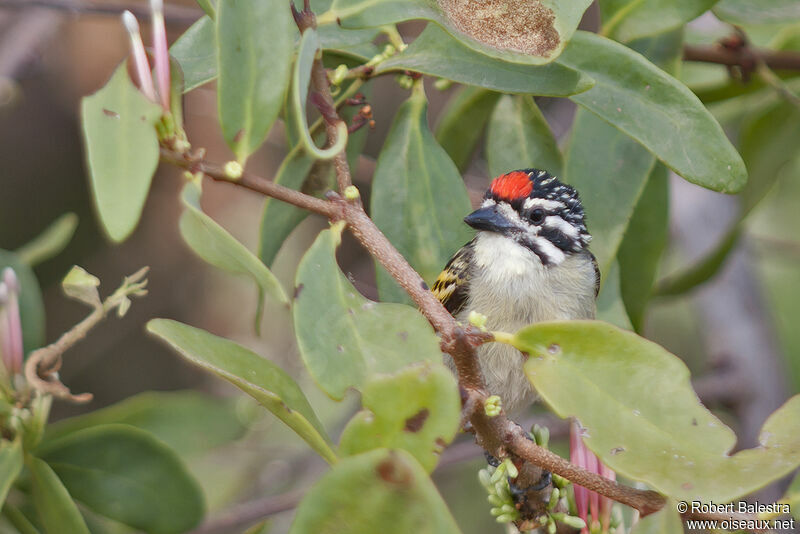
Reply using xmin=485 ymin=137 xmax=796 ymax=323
xmin=683 ymin=44 xmax=800 ymax=72
xmin=187 ymin=490 xmax=304 ymax=534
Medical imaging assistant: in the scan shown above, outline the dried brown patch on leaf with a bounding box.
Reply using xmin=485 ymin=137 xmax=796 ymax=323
xmin=404 ymin=408 xmax=430 ymax=432
xmin=438 ymin=0 xmax=559 ymax=57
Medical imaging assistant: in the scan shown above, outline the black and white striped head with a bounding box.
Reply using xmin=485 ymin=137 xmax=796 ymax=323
xmin=464 ymin=169 xmax=591 ymax=265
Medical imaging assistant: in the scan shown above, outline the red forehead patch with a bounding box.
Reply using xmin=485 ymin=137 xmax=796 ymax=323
xmin=490 ymin=171 xmax=533 ymax=201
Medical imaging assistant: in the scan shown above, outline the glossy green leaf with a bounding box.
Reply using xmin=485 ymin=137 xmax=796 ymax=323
xmin=559 ymin=31 xmax=747 ymax=193
xmin=630 ymin=504 xmax=683 ymax=534
xmin=196 ymin=0 xmax=216 ymax=19
xmin=565 ymin=108 xmax=655 ymax=278
xmin=487 ymin=95 xmax=562 ymax=179
xmin=0 ymin=439 xmax=22 ymax=507
xmin=322 ymin=0 xmax=592 ymax=65
xmin=376 ymin=26 xmax=594 ymax=97
xmin=1 ymin=503 xmax=40 ymax=534
xmin=28 ymin=456 xmax=90 ymax=534
xmin=81 ymin=64 xmax=162 ymax=242
xmin=38 ymin=425 xmax=203 ymax=534
xmin=147 ymin=319 xmax=336 ymax=463
xmin=435 ymin=87 xmax=500 ymax=172
xmin=511 ymin=321 xmax=800 ymax=501
xmin=171 ymin=16 xmax=216 ymax=93
xmin=289 ymin=449 xmax=462 ymax=534
xmin=15 ymin=213 xmax=78 ymax=267
xmin=371 ymin=83 xmax=473 ymax=303
xmin=216 ymin=0 xmax=292 ymax=162
xmin=0 ymin=250 xmax=45 ymax=354
xmin=293 ymin=29 xmax=348 ymax=160
xmin=785 ymin=472 xmax=800 ymax=521
xmin=179 ymin=181 xmax=288 ymax=331
xmin=714 ymin=0 xmax=800 ymax=25
xmin=596 ymin=261 xmax=633 ymax=331
xmin=293 ymin=223 xmax=444 ymax=399
xmin=339 ymin=362 xmax=460 ymax=472
xmin=655 ymin=227 xmax=740 ymax=298
xmin=600 ymin=0 xmax=717 ymax=43
xmin=259 ymin=81 xmax=369 ymax=268
xmin=44 ymin=391 xmax=246 ymax=456
xmin=618 ymin=164 xmax=668 ymax=332
xmin=257 ymin=149 xmax=316 ymax=268
xmin=656 ymin=102 xmax=800 ymax=297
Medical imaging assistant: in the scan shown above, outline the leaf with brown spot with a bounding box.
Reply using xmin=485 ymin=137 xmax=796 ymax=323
xmin=290 ymin=449 xmax=462 ymax=534
xmin=323 ymin=0 xmax=592 ymax=65
xmin=339 ymin=363 xmax=460 ymax=472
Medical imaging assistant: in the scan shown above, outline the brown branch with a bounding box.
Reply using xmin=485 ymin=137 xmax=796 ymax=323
xmin=0 ymin=0 xmax=202 ymax=26
xmin=683 ymin=44 xmax=800 ymax=72
xmin=159 ymin=149 xmax=338 ymax=219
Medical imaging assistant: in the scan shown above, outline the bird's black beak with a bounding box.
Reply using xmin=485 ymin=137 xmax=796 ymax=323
xmin=464 ymin=205 xmax=516 ymax=234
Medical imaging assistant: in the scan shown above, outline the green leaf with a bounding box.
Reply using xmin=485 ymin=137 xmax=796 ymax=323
xmin=339 ymin=362 xmax=460 ymax=472
xmin=376 ymin=26 xmax=594 ymax=97
xmin=600 ymin=0 xmax=718 ymax=43
xmin=559 ymin=31 xmax=747 ymax=193
xmin=785 ymin=472 xmax=800 ymax=521
xmin=196 ymin=0 xmax=216 ymax=19
xmin=618 ymin=164 xmax=668 ymax=331
xmin=28 ymin=456 xmax=90 ymax=534
xmin=44 ymin=391 xmax=246 ymax=456
xmin=293 ymin=223 xmax=444 ymax=399
xmin=714 ymin=0 xmax=800 ymax=25
xmin=257 ymin=150 xmax=317 ymax=268
xmin=565 ymin=108 xmax=655 ymax=278
xmin=511 ymin=321 xmax=800 ymax=501
xmin=0 ymin=439 xmax=22 ymax=507
xmin=216 ymin=0 xmax=293 ymax=162
xmin=596 ymin=261 xmax=633 ymax=331
xmin=656 ymin=102 xmax=800 ymax=297
xmin=655 ymin=227 xmax=741 ymax=298
xmin=81 ymin=64 xmax=162 ymax=242
xmin=37 ymin=425 xmax=203 ymax=534
xmin=179 ymin=181 xmax=288 ymax=331
xmin=171 ymin=16 xmax=216 ymax=93
xmin=322 ymin=0 xmax=592 ymax=65
xmin=2 ymin=503 xmax=40 ymax=534
xmin=293 ymin=29 xmax=348 ymax=160
xmin=15 ymin=213 xmax=78 ymax=268
xmin=487 ymin=95 xmax=562 ymax=179
xmin=289 ymin=449 xmax=462 ymax=534
xmin=435 ymin=87 xmax=500 ymax=172
xmin=629 ymin=504 xmax=683 ymax=534
xmin=259 ymin=81 xmax=369 ymax=268
xmin=0 ymin=250 xmax=45 ymax=354
xmin=371 ymin=83 xmax=473 ymax=303
xmin=147 ymin=319 xmax=336 ymax=463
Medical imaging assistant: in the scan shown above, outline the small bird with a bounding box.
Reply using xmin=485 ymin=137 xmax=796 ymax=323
xmin=433 ymin=169 xmax=598 ymax=415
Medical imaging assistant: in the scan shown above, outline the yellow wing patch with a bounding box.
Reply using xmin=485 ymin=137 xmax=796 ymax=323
xmin=432 ymin=241 xmax=474 ymax=315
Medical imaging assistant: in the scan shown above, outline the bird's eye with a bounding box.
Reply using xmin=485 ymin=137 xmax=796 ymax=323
xmin=530 ymin=209 xmax=546 ymax=224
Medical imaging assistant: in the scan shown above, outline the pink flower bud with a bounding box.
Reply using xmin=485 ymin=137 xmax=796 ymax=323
xmin=150 ymin=0 xmax=171 ymax=111
xmin=122 ymin=11 xmax=157 ymax=103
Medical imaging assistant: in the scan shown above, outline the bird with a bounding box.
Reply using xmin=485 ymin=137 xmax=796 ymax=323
xmin=433 ymin=168 xmax=599 ymax=415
